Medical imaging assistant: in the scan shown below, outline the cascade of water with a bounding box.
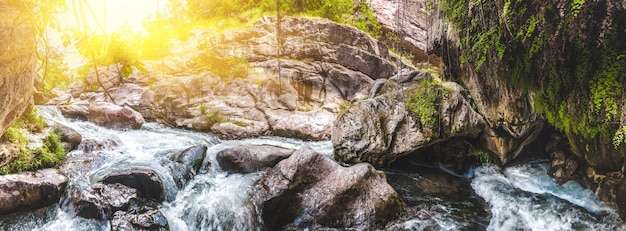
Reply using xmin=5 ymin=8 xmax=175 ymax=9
xmin=0 ymin=107 xmax=622 ymax=230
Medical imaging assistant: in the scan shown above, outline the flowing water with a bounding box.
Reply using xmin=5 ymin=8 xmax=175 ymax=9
xmin=0 ymin=107 xmax=623 ymax=230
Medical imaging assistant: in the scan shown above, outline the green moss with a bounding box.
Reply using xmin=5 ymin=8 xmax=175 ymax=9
xmin=405 ymin=79 xmax=450 ymax=129
xmin=202 ymin=107 xmax=225 ymax=126
xmin=233 ymin=121 xmax=249 ymax=127
xmin=442 ymin=0 xmax=626 ymax=151
xmin=2 ymin=127 xmax=27 ymax=144
xmin=1 ymin=131 xmax=67 ymax=175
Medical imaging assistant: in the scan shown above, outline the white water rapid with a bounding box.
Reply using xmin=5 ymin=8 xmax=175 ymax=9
xmin=0 ymin=107 xmax=622 ymax=230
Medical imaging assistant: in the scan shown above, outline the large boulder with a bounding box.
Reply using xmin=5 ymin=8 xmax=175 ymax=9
xmin=100 ymin=167 xmax=165 ymax=202
xmin=216 ymin=144 xmax=294 ymax=174
xmin=332 ymin=78 xmax=486 ymax=166
xmin=89 ymin=102 xmax=145 ymax=130
xmin=69 ymin=183 xmax=137 ymax=220
xmin=252 ymin=146 xmax=402 ymax=230
xmin=0 ymin=169 xmax=68 ymax=215
xmin=0 ymin=2 xmax=37 ymax=136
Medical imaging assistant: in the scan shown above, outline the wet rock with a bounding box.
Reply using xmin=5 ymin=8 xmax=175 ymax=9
xmin=546 ymin=133 xmax=584 ymax=184
xmin=567 ymin=131 xmax=626 ymax=171
xmin=77 ymin=138 xmax=120 ymax=154
xmin=0 ymin=169 xmax=68 ymax=215
xmin=57 ymin=104 xmax=89 ymax=120
xmin=170 ymin=145 xmax=207 ymax=174
xmin=101 ymin=168 xmax=165 ymax=202
xmin=53 ymin=123 xmax=82 ymax=151
xmin=264 ymin=109 xmax=334 ymax=141
xmin=110 ymin=204 xmax=169 ymax=231
xmin=252 ymin=146 xmax=402 ymax=230
xmin=89 ymin=102 xmax=145 ymax=130
xmin=216 ymin=145 xmax=294 ymax=174
xmin=69 ymin=183 xmax=137 ymax=220
xmin=169 ymin=145 xmax=207 ymax=188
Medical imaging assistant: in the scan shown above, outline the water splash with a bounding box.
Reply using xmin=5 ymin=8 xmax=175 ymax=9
xmin=472 ymin=163 xmax=624 ymax=231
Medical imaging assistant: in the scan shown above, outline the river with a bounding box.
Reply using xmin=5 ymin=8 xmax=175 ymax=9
xmin=0 ymin=107 xmax=622 ymax=230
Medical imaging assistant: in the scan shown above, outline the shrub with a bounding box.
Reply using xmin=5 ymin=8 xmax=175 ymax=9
xmin=405 ymin=80 xmax=449 ymax=129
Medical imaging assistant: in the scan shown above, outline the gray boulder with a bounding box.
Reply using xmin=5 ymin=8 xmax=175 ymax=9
xmin=333 ymin=79 xmax=486 ymax=166
xmin=252 ymin=146 xmax=402 ymax=230
xmin=89 ymin=102 xmax=145 ymax=130
xmin=101 ymin=167 xmax=165 ymax=202
xmin=110 ymin=204 xmax=169 ymax=231
xmin=0 ymin=169 xmax=68 ymax=215
xmin=216 ymin=145 xmax=294 ymax=174
xmin=69 ymin=183 xmax=137 ymax=220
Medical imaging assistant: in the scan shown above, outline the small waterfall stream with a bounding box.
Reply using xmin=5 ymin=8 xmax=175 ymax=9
xmin=0 ymin=107 xmax=622 ymax=230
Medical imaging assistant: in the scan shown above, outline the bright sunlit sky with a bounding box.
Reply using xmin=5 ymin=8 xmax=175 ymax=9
xmin=59 ymin=0 xmax=165 ymax=34
xmin=53 ymin=0 xmax=167 ymax=68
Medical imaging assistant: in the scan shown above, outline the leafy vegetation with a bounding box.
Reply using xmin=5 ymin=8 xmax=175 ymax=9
xmin=0 ymin=108 xmax=67 ymax=175
xmin=0 ymin=131 xmax=67 ymax=175
xmin=405 ymin=79 xmax=450 ymax=129
xmin=441 ymin=0 xmax=626 ymax=148
xmin=171 ymin=0 xmax=382 ymax=39
xmin=199 ymin=104 xmax=225 ymax=126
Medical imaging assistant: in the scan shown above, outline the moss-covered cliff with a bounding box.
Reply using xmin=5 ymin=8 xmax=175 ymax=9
xmin=439 ymin=0 xmax=626 ymax=170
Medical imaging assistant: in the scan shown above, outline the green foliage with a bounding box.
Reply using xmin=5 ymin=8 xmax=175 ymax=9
xmin=2 ymin=127 xmax=27 ymax=144
xmin=38 ymin=48 xmax=71 ymax=91
xmin=570 ymin=0 xmax=585 ymax=16
xmin=0 ymin=131 xmax=67 ymax=175
xmin=442 ymin=0 xmax=626 ymax=151
xmin=17 ymin=107 xmax=47 ymax=133
xmin=199 ymin=104 xmax=225 ymax=126
xmin=613 ymin=126 xmax=626 ymax=148
xmin=194 ymin=46 xmax=251 ymax=81
xmin=233 ymin=121 xmax=249 ymax=127
xmin=405 ymin=80 xmax=449 ymax=129
xmin=178 ymin=0 xmax=383 ymax=39
xmin=65 ymin=30 xmax=146 ymax=82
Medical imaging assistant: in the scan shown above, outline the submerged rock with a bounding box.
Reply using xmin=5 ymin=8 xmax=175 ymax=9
xmin=168 ymin=145 xmax=207 ymax=188
xmin=68 ymin=183 xmax=137 ymax=220
xmin=110 ymin=204 xmax=169 ymax=231
xmin=252 ymin=146 xmax=402 ymax=230
xmin=0 ymin=169 xmax=68 ymax=215
xmin=100 ymin=167 xmax=165 ymax=202
xmin=216 ymin=144 xmax=294 ymax=174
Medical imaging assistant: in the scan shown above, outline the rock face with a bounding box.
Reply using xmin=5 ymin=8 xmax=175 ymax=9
xmin=333 ymin=74 xmax=486 ymax=166
xmin=252 ymin=146 xmax=402 ymax=230
xmin=461 ymin=70 xmax=545 ymax=165
xmin=216 ymin=144 xmax=294 ymax=174
xmin=54 ymin=17 xmax=406 ymax=141
xmin=0 ymin=169 xmax=68 ymax=215
xmin=369 ymin=0 xmax=439 ymax=64
xmin=0 ymin=2 xmax=37 ymax=136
